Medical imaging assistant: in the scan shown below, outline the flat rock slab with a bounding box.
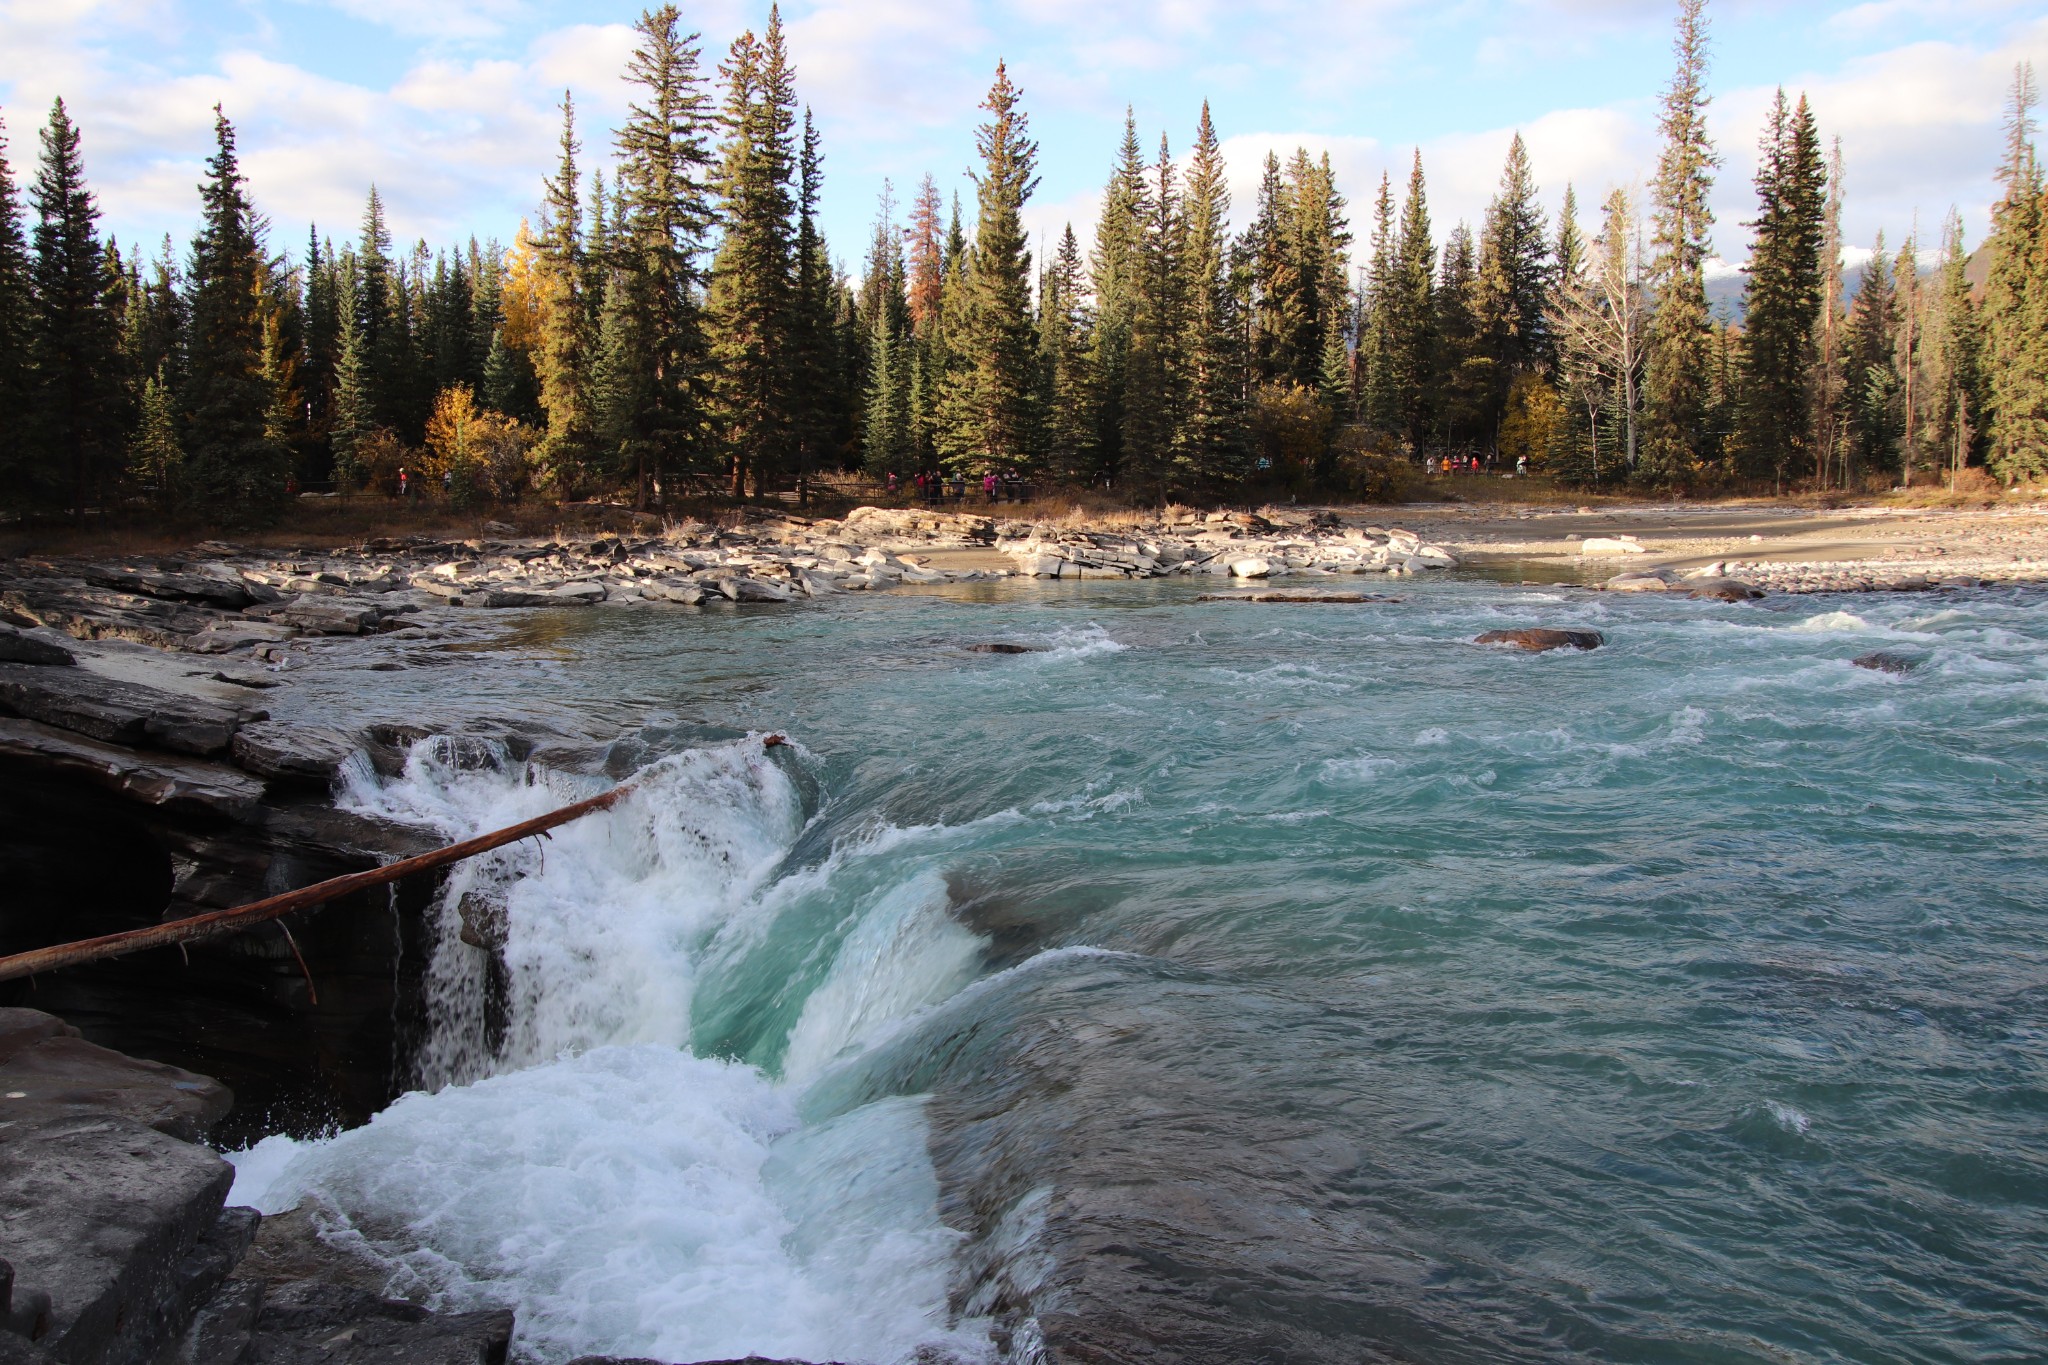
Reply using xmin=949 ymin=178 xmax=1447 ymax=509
xmin=0 ymin=718 xmax=265 ymax=819
xmin=1475 ymin=628 xmax=1607 ymax=653
xmin=0 ymin=664 xmax=244 ymax=757
xmin=80 ymin=569 xmax=251 ymax=610
xmin=0 ymin=629 xmax=75 ymax=666
xmin=0 ymin=1009 xmax=231 ymax=1142
xmin=229 ymin=722 xmax=360 ymax=787
xmin=0 ymin=1113 xmax=233 ymax=1365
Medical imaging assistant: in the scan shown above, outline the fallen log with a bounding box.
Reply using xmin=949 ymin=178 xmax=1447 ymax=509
xmin=0 ymin=734 xmax=788 ymax=984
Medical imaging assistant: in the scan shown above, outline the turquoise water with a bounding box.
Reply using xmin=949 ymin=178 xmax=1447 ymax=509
xmin=245 ymin=580 xmax=2048 ymax=1363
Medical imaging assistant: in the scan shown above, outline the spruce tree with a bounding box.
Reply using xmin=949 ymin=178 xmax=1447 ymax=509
xmin=1388 ymin=150 xmax=1438 ymax=454
xmin=1811 ymin=138 xmax=1849 ymax=486
xmin=329 ymin=262 xmax=374 ymax=490
xmin=1472 ymin=133 xmax=1550 ymax=447
xmin=791 ymin=109 xmax=838 ymax=500
xmin=1246 ymin=152 xmax=1299 ymax=385
xmin=0 ymin=112 xmax=32 ymax=503
xmin=533 ymin=94 xmax=594 ymax=492
xmin=1642 ymin=0 xmax=1720 ymax=484
xmin=1893 ymin=230 xmax=1923 ymax=486
xmin=1087 ymin=112 xmax=1147 ymax=481
xmin=859 ymin=184 xmax=909 ymax=476
xmin=1123 ymin=133 xmax=1186 ymax=497
xmin=1927 ymin=209 xmax=1980 ymax=482
xmin=1736 ymin=89 xmax=1826 ymax=484
xmin=707 ymin=10 xmax=798 ymax=497
xmin=29 ymin=98 xmax=125 ymax=518
xmin=611 ymin=3 xmax=716 ymax=503
xmin=1040 ymin=222 xmax=1094 ymax=482
xmin=1435 ymin=224 xmax=1484 ymax=450
xmin=941 ymin=62 xmax=1040 ymax=475
xmin=1845 ymin=231 xmax=1901 ymax=479
xmin=1984 ymin=63 xmax=2046 ymax=482
xmin=128 ymin=367 xmax=180 ymax=505
xmin=1175 ymin=102 xmax=1247 ymax=494
xmin=1359 ymin=171 xmax=1399 ymax=433
xmin=180 ymin=106 xmax=291 ymax=522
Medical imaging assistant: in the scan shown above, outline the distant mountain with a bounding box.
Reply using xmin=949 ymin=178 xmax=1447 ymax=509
xmin=1705 ymin=260 xmax=1877 ymax=327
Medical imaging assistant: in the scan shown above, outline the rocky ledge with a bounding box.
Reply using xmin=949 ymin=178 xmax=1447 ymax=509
xmin=0 ymin=506 xmax=1461 ymax=665
xmin=0 ymin=1006 xmax=513 ymax=1365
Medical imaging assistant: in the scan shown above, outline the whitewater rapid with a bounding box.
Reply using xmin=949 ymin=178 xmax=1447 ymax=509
xmin=229 ymin=736 xmax=995 ymax=1364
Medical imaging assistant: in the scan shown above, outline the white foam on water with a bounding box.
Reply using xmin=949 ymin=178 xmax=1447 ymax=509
xmin=238 ymin=738 xmax=992 ymax=1365
xmin=1789 ymin=610 xmax=1874 ymax=634
xmin=1320 ymin=754 xmax=1401 ymax=782
xmin=1765 ymin=1100 xmax=1813 ymax=1135
xmin=1413 ymin=727 xmax=1451 ymax=747
xmin=228 ymin=1048 xmax=979 ymax=1365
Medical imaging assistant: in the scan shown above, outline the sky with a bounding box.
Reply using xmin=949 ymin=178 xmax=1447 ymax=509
xmin=1 ymin=0 xmax=2043 ymax=286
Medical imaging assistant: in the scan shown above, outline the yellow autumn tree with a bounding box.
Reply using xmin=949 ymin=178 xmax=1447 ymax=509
xmin=425 ymin=385 xmax=535 ymax=506
xmin=1499 ymin=372 xmax=1564 ymax=471
xmin=498 ymin=220 xmax=545 ymax=354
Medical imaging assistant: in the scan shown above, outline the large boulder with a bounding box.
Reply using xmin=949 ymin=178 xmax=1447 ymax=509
xmin=1685 ymin=577 xmax=1764 ymax=602
xmin=1229 ymin=557 xmax=1273 ymax=579
xmin=228 ymin=722 xmax=359 ymax=788
xmin=1474 ymin=628 xmax=1606 ymax=652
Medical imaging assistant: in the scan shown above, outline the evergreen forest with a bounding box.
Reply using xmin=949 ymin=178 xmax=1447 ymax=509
xmin=1 ymin=0 xmax=2046 ymax=525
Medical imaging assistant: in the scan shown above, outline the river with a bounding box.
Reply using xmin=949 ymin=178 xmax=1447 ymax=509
xmin=225 ymin=576 xmax=2048 ymax=1364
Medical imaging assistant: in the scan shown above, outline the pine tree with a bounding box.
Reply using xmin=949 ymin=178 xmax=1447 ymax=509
xmin=907 ymin=175 xmax=945 ymax=337
xmin=1892 ymin=229 xmax=1924 ymax=485
xmin=1472 ymin=132 xmax=1550 ymax=447
xmin=0 ymin=111 xmax=32 ymax=503
xmin=1984 ymin=63 xmax=2046 ymax=483
xmin=29 ymin=98 xmax=126 ymax=518
xmin=610 ymin=2 xmax=716 ymax=503
xmin=532 ymin=94 xmax=593 ymax=492
xmin=1642 ymin=0 xmax=1721 ymax=484
xmin=180 ymin=106 xmax=291 ymax=522
xmin=128 ymin=366 xmax=180 ymax=505
xmin=1174 ymin=102 xmax=1247 ymax=493
xmin=1388 ymin=150 xmax=1438 ymax=454
xmin=1736 ymin=89 xmax=1826 ymax=485
xmin=707 ymin=9 xmax=798 ymax=497
xmin=940 ymin=62 xmax=1040 ymax=475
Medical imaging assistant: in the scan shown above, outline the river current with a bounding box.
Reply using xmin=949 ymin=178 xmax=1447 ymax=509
xmin=227 ymin=576 xmax=2048 ymax=1364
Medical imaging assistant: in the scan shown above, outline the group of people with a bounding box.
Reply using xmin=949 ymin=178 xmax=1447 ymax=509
xmin=883 ymin=470 xmax=1032 ymax=506
xmin=392 ymin=467 xmax=453 ymax=499
xmin=1424 ymin=453 xmax=1529 ymax=477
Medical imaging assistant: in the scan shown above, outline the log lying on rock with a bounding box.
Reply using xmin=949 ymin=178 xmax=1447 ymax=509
xmin=1474 ymin=628 xmax=1606 ymax=652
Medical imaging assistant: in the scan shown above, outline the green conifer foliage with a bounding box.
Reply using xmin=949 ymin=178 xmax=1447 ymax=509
xmin=1845 ymin=229 xmax=1901 ymax=478
xmin=1122 ymin=133 xmax=1187 ymax=496
xmin=1472 ymin=132 xmax=1550 ymax=446
xmin=0 ymin=111 xmax=33 ymax=503
xmin=533 ymin=94 xmax=594 ymax=493
xmin=128 ymin=366 xmax=181 ymax=505
xmin=1388 ymin=151 xmax=1439 ymax=453
xmin=1087 ymin=112 xmax=1147 ymax=481
xmin=1736 ymin=89 xmax=1826 ymax=484
xmin=1984 ymin=63 xmax=2046 ymax=483
xmin=941 ymin=61 xmax=1041 ymax=475
xmin=1359 ymin=171 xmax=1399 ymax=433
xmin=1039 ymin=222 xmax=1094 ymax=483
xmin=29 ymin=99 xmax=126 ymax=518
xmin=1926 ymin=210 xmax=1980 ymax=483
xmin=1435 ymin=224 xmax=1486 ymax=450
xmin=179 ymin=106 xmax=291 ymax=522
xmin=707 ymin=9 xmax=798 ymax=497
xmin=859 ymin=184 xmax=909 ymax=476
xmin=329 ymin=262 xmax=375 ymax=490
xmin=1642 ymin=0 xmax=1721 ymax=484
xmin=1174 ymin=103 xmax=1248 ymax=493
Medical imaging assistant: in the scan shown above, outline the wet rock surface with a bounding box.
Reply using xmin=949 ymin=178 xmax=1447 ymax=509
xmin=1474 ymin=628 xmax=1607 ymax=652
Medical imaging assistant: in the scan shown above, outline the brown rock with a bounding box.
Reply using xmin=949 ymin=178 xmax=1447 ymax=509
xmin=1474 ymin=628 xmax=1605 ymax=652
